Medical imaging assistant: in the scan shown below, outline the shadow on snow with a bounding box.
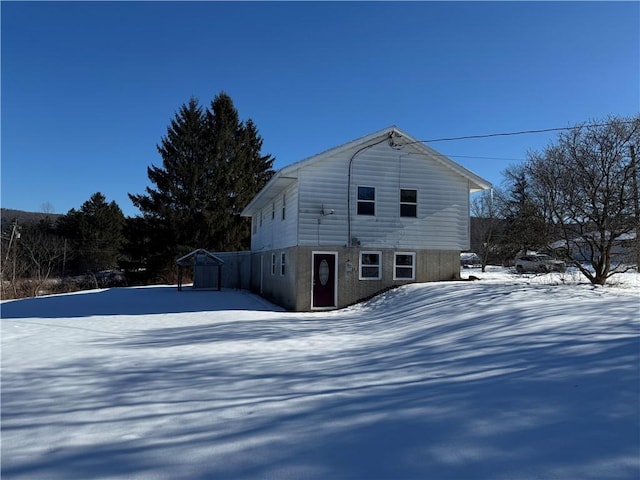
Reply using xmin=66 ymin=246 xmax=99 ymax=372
xmin=1 ymin=282 xmax=639 ymax=479
xmin=0 ymin=286 xmax=281 ymax=319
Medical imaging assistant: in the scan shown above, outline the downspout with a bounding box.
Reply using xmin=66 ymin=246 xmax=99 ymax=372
xmin=347 ymin=131 xmax=396 ymax=246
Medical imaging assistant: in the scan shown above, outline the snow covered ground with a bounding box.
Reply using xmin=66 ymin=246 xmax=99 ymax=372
xmin=2 ymin=268 xmax=639 ymax=479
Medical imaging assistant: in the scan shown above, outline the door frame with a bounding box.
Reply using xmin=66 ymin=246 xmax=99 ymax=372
xmin=311 ymin=251 xmax=338 ymax=310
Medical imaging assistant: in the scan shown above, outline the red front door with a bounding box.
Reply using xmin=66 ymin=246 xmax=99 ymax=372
xmin=312 ymin=253 xmax=336 ymax=308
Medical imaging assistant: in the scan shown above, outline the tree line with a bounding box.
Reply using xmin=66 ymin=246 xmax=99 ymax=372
xmin=1 ymin=103 xmax=637 ymax=298
xmin=1 ymin=92 xmax=274 ymax=298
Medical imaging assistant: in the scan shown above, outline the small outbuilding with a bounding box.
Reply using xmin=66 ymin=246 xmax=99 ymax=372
xmin=176 ymin=249 xmax=225 ymax=291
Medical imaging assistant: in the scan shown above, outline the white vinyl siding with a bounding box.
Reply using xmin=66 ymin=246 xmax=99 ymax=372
xmin=257 ymin=141 xmax=471 ymax=251
xmin=347 ymin=143 xmax=470 ymax=250
xmin=250 ymin=183 xmax=298 ymax=251
xmin=297 ymin=153 xmax=349 ymax=246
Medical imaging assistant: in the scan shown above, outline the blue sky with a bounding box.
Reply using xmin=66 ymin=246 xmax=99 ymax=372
xmin=2 ymin=1 xmax=638 ymax=217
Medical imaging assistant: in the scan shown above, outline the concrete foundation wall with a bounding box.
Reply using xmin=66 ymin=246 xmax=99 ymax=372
xmin=250 ymin=246 xmax=460 ymax=311
xmin=248 ymin=247 xmax=299 ymax=310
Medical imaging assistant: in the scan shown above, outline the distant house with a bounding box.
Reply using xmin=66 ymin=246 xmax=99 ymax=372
xmin=240 ymin=126 xmax=491 ymax=311
xmin=550 ymin=230 xmax=637 ymax=264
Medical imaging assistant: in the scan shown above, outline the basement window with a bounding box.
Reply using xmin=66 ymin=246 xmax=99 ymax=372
xmin=360 ymin=251 xmax=382 ymax=280
xmin=394 ymin=252 xmax=416 ymax=280
xmin=357 ymin=186 xmax=375 ymax=216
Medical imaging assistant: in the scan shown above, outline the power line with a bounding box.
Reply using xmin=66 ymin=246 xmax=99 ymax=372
xmin=445 ymin=154 xmax=524 ymax=162
xmin=414 ymin=120 xmax=638 ymax=144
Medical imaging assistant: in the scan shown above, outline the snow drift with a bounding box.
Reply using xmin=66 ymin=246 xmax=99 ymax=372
xmin=2 ymin=269 xmax=639 ymax=479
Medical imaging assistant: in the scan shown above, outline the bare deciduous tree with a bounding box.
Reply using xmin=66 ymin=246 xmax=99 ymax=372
xmin=471 ymin=189 xmax=504 ymax=271
xmin=18 ymin=228 xmax=66 ymax=297
xmin=526 ymin=115 xmax=640 ymax=285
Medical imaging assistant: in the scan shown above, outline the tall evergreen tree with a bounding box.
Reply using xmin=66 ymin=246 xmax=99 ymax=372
xmin=129 ymin=98 xmax=208 ymax=273
xmin=57 ymin=192 xmax=125 ymax=273
xmin=501 ymin=166 xmax=548 ymax=257
xmin=204 ymin=94 xmax=275 ymax=250
xmin=128 ymin=92 xmax=274 ymax=276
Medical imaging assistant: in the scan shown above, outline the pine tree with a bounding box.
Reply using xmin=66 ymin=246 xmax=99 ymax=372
xmin=502 ymin=167 xmax=547 ymax=256
xmin=128 ymin=92 xmax=274 ymax=276
xmin=129 ymin=98 xmax=208 ymax=270
xmin=204 ymin=94 xmax=275 ymax=251
xmin=57 ymin=192 xmax=125 ymax=273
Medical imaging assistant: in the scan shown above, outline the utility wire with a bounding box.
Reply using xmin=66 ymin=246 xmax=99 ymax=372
xmin=413 ymin=120 xmax=638 ymax=144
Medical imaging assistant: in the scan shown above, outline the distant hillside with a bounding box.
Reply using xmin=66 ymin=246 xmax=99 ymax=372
xmin=1 ymin=208 xmax=63 ymax=233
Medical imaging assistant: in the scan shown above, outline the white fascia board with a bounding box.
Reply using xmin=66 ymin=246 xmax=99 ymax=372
xmin=240 ymin=172 xmax=297 ymax=217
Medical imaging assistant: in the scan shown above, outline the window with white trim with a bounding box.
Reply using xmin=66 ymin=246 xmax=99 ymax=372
xmin=360 ymin=251 xmax=382 ymax=280
xmin=400 ymin=189 xmax=417 ymax=217
xmin=280 ymin=252 xmax=286 ymax=276
xmin=357 ymin=186 xmax=375 ymax=216
xmin=271 ymin=253 xmax=276 ymax=275
xmin=394 ymin=252 xmax=416 ymax=280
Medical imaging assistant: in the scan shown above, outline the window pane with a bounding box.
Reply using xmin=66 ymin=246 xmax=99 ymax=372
xmin=400 ymin=189 xmax=417 ymax=203
xmin=357 ymin=201 xmax=375 ymax=216
xmin=395 ymin=267 xmax=413 ymax=279
xmin=362 ymin=266 xmax=380 ymax=278
xmin=358 ymin=186 xmax=375 ymax=201
xmin=362 ymin=253 xmax=380 ymax=265
xmin=400 ymin=204 xmax=417 ymax=217
xmin=396 ymin=254 xmax=413 ymax=266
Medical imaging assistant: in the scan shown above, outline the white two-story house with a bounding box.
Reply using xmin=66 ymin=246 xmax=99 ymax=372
xmin=240 ymin=126 xmax=491 ymax=311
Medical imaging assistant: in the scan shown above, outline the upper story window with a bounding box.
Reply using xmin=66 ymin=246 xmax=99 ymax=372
xmin=282 ymin=193 xmax=286 ymax=220
xmin=400 ymin=189 xmax=417 ymax=217
xmin=360 ymin=251 xmax=382 ymax=280
xmin=394 ymin=252 xmax=416 ymax=280
xmin=272 ymin=202 xmax=275 ymax=220
xmin=357 ymin=186 xmax=375 ymax=216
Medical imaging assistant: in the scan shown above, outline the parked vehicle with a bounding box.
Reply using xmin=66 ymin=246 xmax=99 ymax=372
xmin=515 ymin=254 xmax=566 ymax=273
